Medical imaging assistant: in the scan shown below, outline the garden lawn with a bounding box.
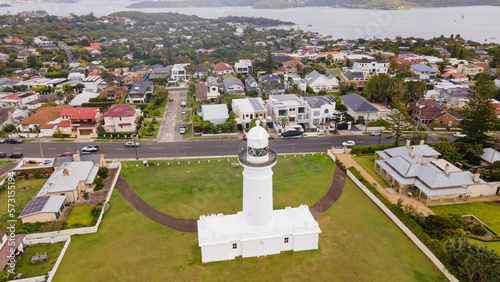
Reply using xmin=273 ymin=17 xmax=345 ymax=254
xmin=0 ymin=178 xmax=47 ymax=229
xmin=430 ymin=202 xmax=500 ymax=254
xmin=140 ymin=123 xmax=160 ymax=139
xmin=120 ymin=154 xmax=335 ymax=219
xmin=65 ymin=205 xmax=96 ymax=228
xmin=155 ymin=100 xmax=167 ymax=117
xmin=0 ymin=160 xmax=12 ymax=169
xmin=353 ymin=155 xmax=390 ymax=187
xmin=53 ymin=176 xmax=446 ymax=281
xmin=12 ymin=242 xmax=65 ymax=279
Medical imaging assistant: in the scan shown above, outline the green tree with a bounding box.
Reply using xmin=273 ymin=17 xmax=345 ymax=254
xmin=290 ymin=38 xmax=296 ymax=52
xmin=404 ymin=80 xmax=426 ymax=102
xmin=385 ymin=100 xmax=412 ymax=146
xmin=459 ymin=73 xmax=496 ymax=147
xmin=264 ymin=49 xmax=274 ymax=74
xmin=27 ymin=54 xmax=41 ymax=69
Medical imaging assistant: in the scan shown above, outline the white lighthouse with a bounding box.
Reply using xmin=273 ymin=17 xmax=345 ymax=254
xmin=198 ymin=121 xmax=321 ymax=263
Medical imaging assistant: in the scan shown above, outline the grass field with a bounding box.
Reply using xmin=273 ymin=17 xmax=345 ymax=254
xmin=353 ymin=155 xmax=390 ymax=188
xmin=13 ymin=242 xmax=65 ymax=279
xmin=0 ymin=160 xmax=12 ymax=168
xmin=0 ymin=178 xmax=47 ymax=229
xmin=54 ymin=156 xmax=446 ymax=281
xmin=65 ymin=205 xmax=96 ymax=228
xmin=430 ymin=202 xmax=500 ymax=253
xmin=120 ymin=154 xmax=335 ymax=218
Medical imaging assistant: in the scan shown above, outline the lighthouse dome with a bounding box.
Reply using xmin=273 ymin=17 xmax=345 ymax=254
xmin=246 ymin=120 xmax=269 ymax=141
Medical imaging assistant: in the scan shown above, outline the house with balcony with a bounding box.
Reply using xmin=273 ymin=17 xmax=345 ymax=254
xmin=58 ymin=107 xmax=101 ymax=137
xmin=410 ymin=64 xmax=437 ymax=80
xmin=259 ymin=74 xmax=285 ymax=95
xmin=284 ymin=73 xmax=307 ymax=93
xmin=302 ymin=95 xmax=337 ymax=127
xmin=213 ymin=62 xmax=234 ymax=76
xmin=232 ymin=98 xmax=267 ymax=129
xmin=101 ymin=85 xmax=128 ymax=101
xmin=17 ymin=105 xmax=71 ymax=132
xmin=303 ymin=70 xmax=339 ymax=93
xmin=234 ymin=59 xmax=253 ymax=75
xmin=0 ymin=91 xmax=40 ymax=108
xmin=457 ymin=64 xmax=484 ymax=77
xmin=339 ymin=93 xmax=379 ymax=122
xmin=340 ymin=70 xmax=370 ymax=91
xmin=222 ymin=76 xmax=245 ymax=95
xmin=352 ymin=59 xmax=388 ymax=74
xmin=126 ymin=81 xmax=154 ymax=103
xmin=103 ymin=104 xmax=141 ymax=132
xmin=266 ymin=94 xmax=308 ymax=132
xmin=195 ymin=77 xmax=220 ymax=101
xmin=171 ymin=64 xmax=189 ymax=81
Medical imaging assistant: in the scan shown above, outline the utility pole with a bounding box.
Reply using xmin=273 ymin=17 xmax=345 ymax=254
xmin=37 ymin=131 xmax=44 ymax=158
xmin=132 ymin=134 xmax=138 ymax=160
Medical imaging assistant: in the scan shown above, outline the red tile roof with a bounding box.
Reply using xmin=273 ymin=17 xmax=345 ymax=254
xmin=19 ymin=105 xmax=71 ymax=125
xmin=103 ymin=104 xmax=136 ymax=117
xmin=60 ymin=108 xmax=98 ymax=120
xmin=213 ymin=62 xmax=232 ymax=72
xmin=58 ymin=120 xmax=71 ymax=127
xmin=40 ymin=123 xmax=56 ymax=129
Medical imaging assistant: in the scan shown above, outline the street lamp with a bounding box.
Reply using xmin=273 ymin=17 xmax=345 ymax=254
xmin=132 ymin=134 xmax=138 ymax=160
xmin=365 ymin=110 xmax=370 ymax=134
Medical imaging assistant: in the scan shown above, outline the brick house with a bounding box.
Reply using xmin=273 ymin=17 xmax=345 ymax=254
xmin=101 ymin=85 xmax=128 ymax=101
xmin=102 ymin=104 xmax=141 ymax=132
xmin=58 ymin=107 xmax=101 ymax=137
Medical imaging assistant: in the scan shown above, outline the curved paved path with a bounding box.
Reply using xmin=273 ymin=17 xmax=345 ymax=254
xmin=115 ymin=164 xmax=346 ymax=233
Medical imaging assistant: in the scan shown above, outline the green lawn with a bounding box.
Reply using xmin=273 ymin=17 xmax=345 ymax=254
xmin=54 ymin=175 xmax=446 ymax=281
xmin=65 ymin=205 xmax=96 ymax=228
xmin=0 ymin=160 xmax=12 ymax=169
xmin=353 ymin=155 xmax=390 ymax=188
xmin=154 ymin=100 xmax=167 ymax=117
xmin=0 ymin=178 xmax=47 ymax=229
xmin=121 ymin=154 xmax=335 ymax=218
xmin=12 ymin=242 xmax=65 ymax=279
xmin=140 ymin=123 xmax=160 ymax=140
xmin=430 ymin=202 xmax=500 ymax=253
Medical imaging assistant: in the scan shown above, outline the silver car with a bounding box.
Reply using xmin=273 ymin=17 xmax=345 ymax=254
xmin=125 ymin=141 xmax=140 ymax=147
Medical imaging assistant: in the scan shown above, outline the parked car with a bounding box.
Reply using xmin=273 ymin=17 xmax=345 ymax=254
xmin=0 ymin=139 xmax=5 ymax=144
xmin=0 ymin=152 xmax=6 ymax=158
xmin=181 ymin=97 xmax=186 ymax=101
xmin=268 ymin=135 xmax=275 ymax=140
xmin=180 ymin=123 xmax=186 ymax=128
xmin=125 ymin=141 xmax=140 ymax=147
xmin=38 ymin=160 xmax=53 ymax=167
xmin=454 ymin=132 xmax=466 ymax=138
xmin=8 ymin=152 xmax=23 ymax=158
xmin=6 ymin=138 xmax=22 ymax=144
xmin=180 ymin=127 xmax=186 ymax=134
xmin=169 ymin=98 xmax=174 ymax=102
xmin=370 ymin=131 xmax=381 ymax=136
xmin=82 ymin=145 xmax=99 ymax=152
xmin=80 ymin=152 xmax=91 ymax=155
xmin=181 ymin=110 xmax=186 ymax=115
xmin=58 ymin=152 xmax=73 ymax=157
xmin=342 ymin=140 xmax=356 ymax=146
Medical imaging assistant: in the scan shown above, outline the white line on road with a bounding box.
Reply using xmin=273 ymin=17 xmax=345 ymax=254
xmin=287 ymin=143 xmax=297 ymax=146
xmin=115 ymin=148 xmax=125 ymax=151
xmin=47 ymin=148 xmax=56 ymax=149
xmin=15 ymin=148 xmax=23 ymax=150
xmin=217 ymin=146 xmax=227 ymax=148
xmin=321 ymin=142 xmax=330 ymax=145
xmin=150 ymin=147 xmax=162 ymax=149
xmin=181 ymin=146 xmax=190 ymax=149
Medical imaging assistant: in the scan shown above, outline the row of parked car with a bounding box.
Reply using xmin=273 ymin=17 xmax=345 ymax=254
xmin=0 ymin=138 xmax=23 ymax=144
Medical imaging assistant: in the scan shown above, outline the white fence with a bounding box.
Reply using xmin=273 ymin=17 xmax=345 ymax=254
xmin=327 ymin=150 xmax=336 ymax=162
xmin=346 ymin=170 xmax=458 ymax=282
xmin=200 ymin=132 xmax=238 ymax=137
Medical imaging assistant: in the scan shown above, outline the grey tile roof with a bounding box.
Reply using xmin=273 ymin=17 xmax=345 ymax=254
xmin=339 ymin=93 xmax=379 ymax=112
xmin=411 ymin=64 xmax=436 ymax=73
xmin=129 ymin=81 xmax=153 ymax=95
xmin=302 ymin=95 xmax=336 ymax=109
xmin=480 ymin=148 xmax=500 ymax=164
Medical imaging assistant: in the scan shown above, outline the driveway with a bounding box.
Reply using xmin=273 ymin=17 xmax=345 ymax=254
xmin=157 ymin=89 xmax=188 ymax=142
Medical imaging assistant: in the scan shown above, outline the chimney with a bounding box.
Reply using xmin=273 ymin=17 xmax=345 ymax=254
xmin=74 ymin=150 xmax=80 ymax=162
xmin=444 ymin=164 xmax=450 ymax=175
xmin=63 ymin=168 xmax=69 ymax=175
xmin=421 ymin=155 xmax=426 ymax=164
xmin=406 ymin=139 xmax=411 ymax=149
xmin=420 ymin=139 xmax=425 ymax=145
xmin=410 ymin=146 xmax=414 ymax=157
xmin=473 ymin=172 xmax=480 ymax=182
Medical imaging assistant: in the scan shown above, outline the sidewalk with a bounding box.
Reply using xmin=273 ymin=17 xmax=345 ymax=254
xmin=335 ymin=153 xmax=435 ymax=216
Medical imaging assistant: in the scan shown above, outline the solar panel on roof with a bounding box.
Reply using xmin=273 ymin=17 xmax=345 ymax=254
xmin=249 ymin=99 xmax=265 ymax=111
xmin=19 ymin=197 xmax=49 ymax=217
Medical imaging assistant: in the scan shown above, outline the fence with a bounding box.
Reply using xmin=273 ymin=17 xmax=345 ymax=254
xmin=346 ymin=170 xmax=458 ymax=282
xmin=200 ymin=132 xmax=238 ymax=137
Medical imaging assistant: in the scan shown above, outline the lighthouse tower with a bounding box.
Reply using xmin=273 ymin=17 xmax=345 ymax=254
xmin=239 ymin=120 xmax=277 ymax=228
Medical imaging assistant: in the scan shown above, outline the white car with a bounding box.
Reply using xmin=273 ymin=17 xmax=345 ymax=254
xmin=342 ymin=140 xmax=356 ymax=146
xmin=125 ymin=141 xmax=140 ymax=147
xmin=82 ymin=145 xmax=99 ymax=152
xmin=453 ymin=132 xmax=466 ymax=138
xmin=38 ymin=161 xmax=53 ymax=167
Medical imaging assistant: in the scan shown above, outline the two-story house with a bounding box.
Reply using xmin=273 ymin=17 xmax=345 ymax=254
xmin=245 ymin=76 xmax=263 ymax=96
xmin=352 ymin=59 xmax=388 ymax=74
xmin=457 ymin=64 xmax=484 ymax=77
xmin=259 ymin=74 xmax=285 ymax=95
xmin=103 ymin=104 xmax=141 ymax=132
xmin=222 ymin=76 xmax=245 ymax=94
xmin=410 ymin=64 xmax=437 ymax=80
xmin=101 ymin=85 xmax=128 ymax=101
xmin=194 ymin=63 xmax=210 ymax=79
xmin=0 ymin=91 xmax=40 ymax=108
xmin=171 ymin=63 xmax=190 ymax=81
xmin=234 ymin=59 xmax=253 ymax=75
xmin=284 ymin=73 xmax=307 ymax=93
xmin=213 ymin=62 xmax=234 ymax=76
xmin=195 ymin=77 xmax=220 ymax=101
xmin=126 ymin=81 xmax=154 ymax=103
xmin=303 ymin=70 xmax=339 ymax=93
xmin=302 ymin=95 xmax=338 ymax=127
xmin=17 ymin=105 xmax=71 ymax=132
xmin=266 ymin=94 xmax=308 ymax=132
xmin=58 ymin=107 xmax=101 ymax=137
xmin=232 ymin=98 xmax=267 ymax=129
xmin=339 ymin=93 xmax=379 ymax=122
xmin=340 ymin=70 xmax=370 ymax=91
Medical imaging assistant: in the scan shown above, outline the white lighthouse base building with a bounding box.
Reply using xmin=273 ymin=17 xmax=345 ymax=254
xmin=198 ymin=205 xmax=321 ymax=263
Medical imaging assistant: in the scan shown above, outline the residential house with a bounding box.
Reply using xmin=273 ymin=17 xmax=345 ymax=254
xmin=195 ymin=77 xmax=220 ymax=101
xmin=82 ymin=75 xmax=102 ymax=92
xmin=222 ymin=76 xmax=245 ymax=95
xmin=339 ymin=93 xmax=379 ymax=122
xmin=302 ymin=95 xmax=337 ymax=127
xmin=171 ymin=64 xmax=189 ymax=81
xmin=149 ymin=67 xmax=171 ymax=79
xmin=232 ymin=98 xmax=267 ymax=129
xmin=408 ymin=98 xmax=463 ymax=127
xmin=266 ymin=94 xmax=308 ymax=132
xmin=36 ymin=162 xmax=100 ymax=203
xmin=103 ymin=104 xmax=141 ymax=132
xmin=374 ymin=142 xmax=497 ymax=206
xmin=303 ymin=70 xmax=339 ymax=93
xmin=234 ymin=59 xmax=253 ymax=75
xmin=18 ymin=195 xmax=66 ymax=224
xmin=53 ymin=153 xmax=106 ymax=168
xmin=25 ymin=93 xmax=60 ymax=110
xmin=457 ymin=64 xmax=484 ymax=77
xmin=317 ymin=51 xmax=344 ymax=61
xmin=340 ymin=70 xmax=370 ymax=91
xmin=126 ymin=81 xmax=154 ymax=103
xmin=297 ymin=49 xmax=317 ymax=60
xmin=101 ymin=85 xmax=128 ymax=101
xmin=0 ymin=91 xmax=40 ymax=108
xmin=201 ymin=104 xmax=229 ymax=125
xmin=17 ymin=105 xmax=71 ymax=132
xmin=279 ymin=59 xmax=304 ymax=74
xmin=441 ymin=88 xmax=474 ymax=108
xmin=69 ymin=91 xmax=100 ymax=107
xmin=259 ymin=74 xmax=284 ymax=95
xmin=0 ymin=228 xmax=25 ymax=273
xmin=410 ymin=64 xmax=437 ymax=80
xmin=194 ymin=63 xmax=210 ymax=79
xmin=480 ymin=148 xmax=500 ymax=166
xmin=58 ymin=107 xmax=101 ymax=137
xmin=0 ymin=108 xmax=29 ymax=131
xmin=98 ymin=74 xmax=123 ymax=90
xmin=213 ymin=62 xmax=234 ymax=76
xmin=123 ymin=71 xmax=147 ymax=87
xmin=284 ymin=73 xmax=307 ymax=93
xmin=352 ymin=59 xmax=388 ymax=74
xmin=245 ymin=76 xmax=263 ymax=96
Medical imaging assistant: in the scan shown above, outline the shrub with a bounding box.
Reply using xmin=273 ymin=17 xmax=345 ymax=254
xmin=91 ymin=205 xmax=103 ymax=217
xmin=98 ymin=167 xmax=109 ymax=179
xmin=94 ymin=177 xmax=104 ymax=191
xmin=471 ymin=224 xmax=487 ymax=236
xmin=33 ymin=171 xmax=41 ymax=179
xmin=53 ymin=133 xmax=72 ymax=138
xmin=350 ymin=144 xmax=394 ymax=155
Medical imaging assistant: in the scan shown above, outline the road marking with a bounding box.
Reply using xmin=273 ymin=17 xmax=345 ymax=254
xmin=321 ymin=142 xmax=330 ymax=145
xmin=150 ymin=147 xmax=162 ymax=149
xmin=181 ymin=146 xmax=190 ymax=149
xmin=15 ymin=148 xmax=23 ymax=150
xmin=217 ymin=145 xmax=227 ymax=148
xmin=287 ymin=143 xmax=297 ymax=146
xmin=115 ymin=148 xmax=125 ymax=151
xmin=47 ymin=148 xmax=56 ymax=150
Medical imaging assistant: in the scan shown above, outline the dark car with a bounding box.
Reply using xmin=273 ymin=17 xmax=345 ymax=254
xmin=169 ymin=98 xmax=174 ymax=102
xmin=0 ymin=152 xmax=6 ymax=158
xmin=58 ymin=152 xmax=73 ymax=157
xmin=6 ymin=138 xmax=22 ymax=144
xmin=8 ymin=152 xmax=23 ymax=158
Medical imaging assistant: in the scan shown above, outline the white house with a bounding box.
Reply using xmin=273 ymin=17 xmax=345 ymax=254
xmin=266 ymin=94 xmax=308 ymax=132
xmin=302 ymin=95 xmax=337 ymax=127
xmin=201 ymin=104 xmax=229 ymax=125
xmin=352 ymin=59 xmax=388 ymax=74
xmin=69 ymin=91 xmax=100 ymax=107
xmin=284 ymin=73 xmax=307 ymax=93
xmin=102 ymin=104 xmax=141 ymax=132
xmin=232 ymin=98 xmax=267 ymax=129
xmin=234 ymin=59 xmax=253 ymax=75
xmin=82 ymin=75 xmax=102 ymax=92
xmin=171 ymin=64 xmax=189 ymax=81
xmin=198 ymin=122 xmax=321 ymax=263
xmin=303 ymin=70 xmax=339 ymax=93
xmin=410 ymin=64 xmax=437 ymax=80
xmin=339 ymin=93 xmax=379 ymax=122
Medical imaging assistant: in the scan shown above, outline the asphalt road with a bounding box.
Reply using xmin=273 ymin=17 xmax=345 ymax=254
xmin=0 ymin=134 xmax=445 ymax=160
